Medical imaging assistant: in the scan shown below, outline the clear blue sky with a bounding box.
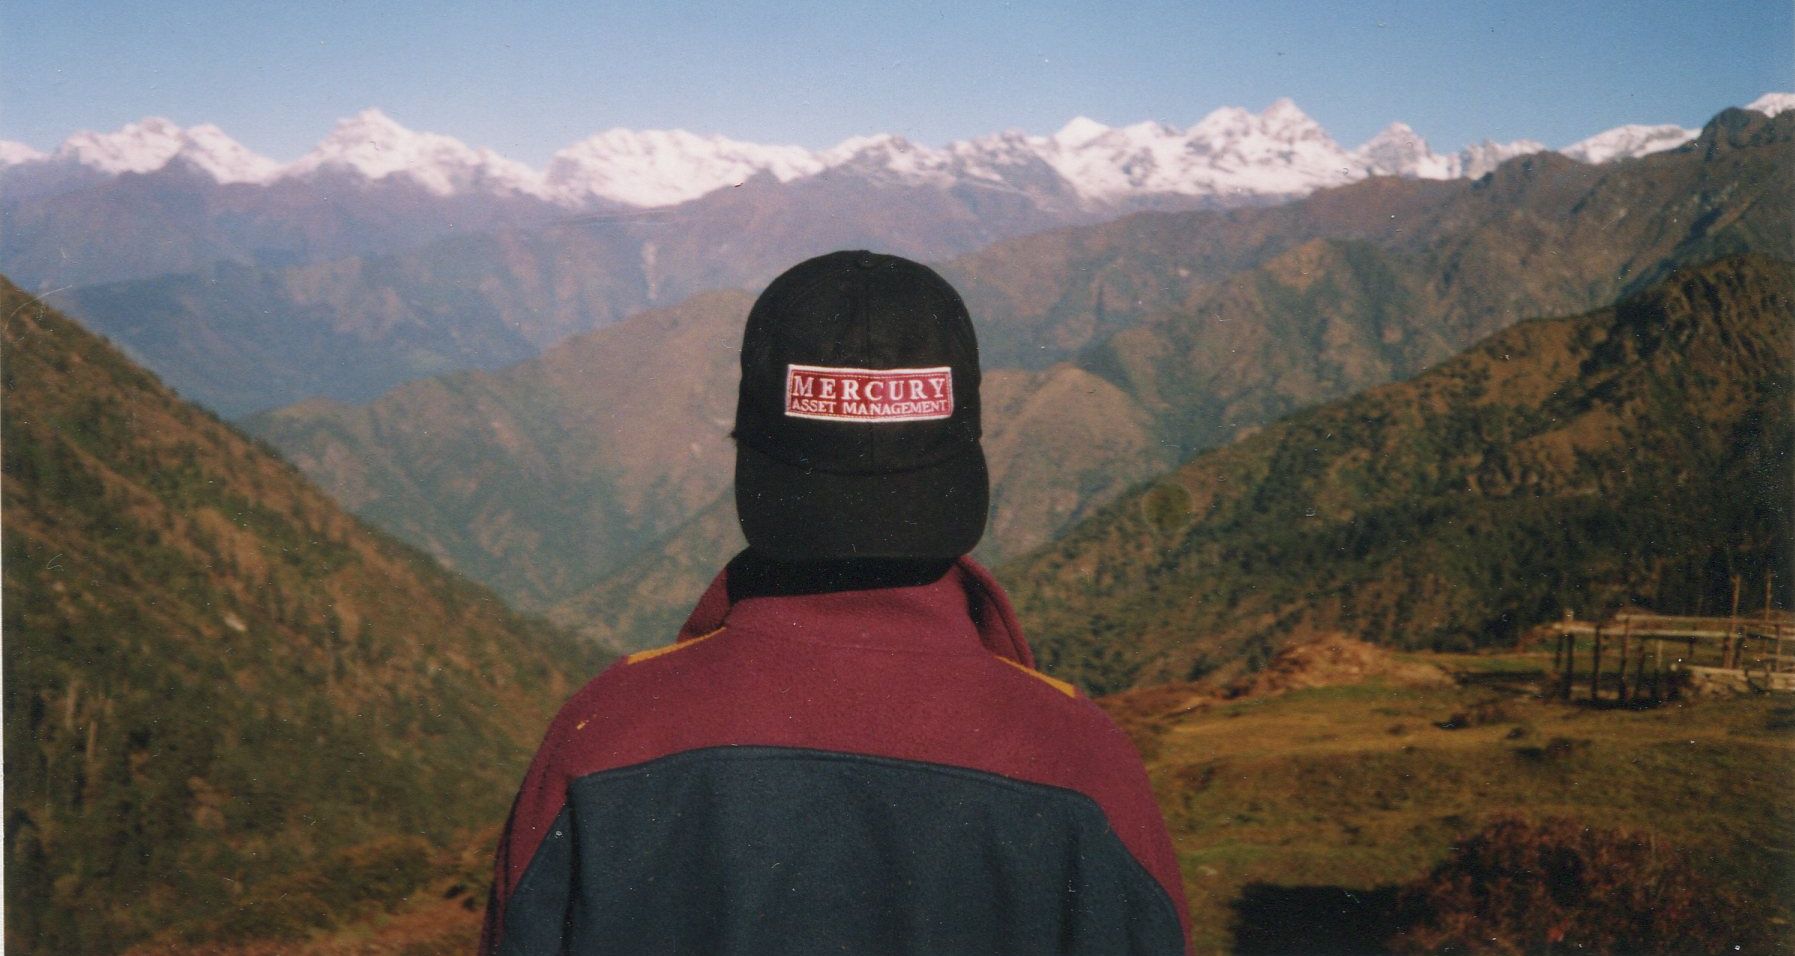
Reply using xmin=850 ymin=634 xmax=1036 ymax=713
xmin=3 ymin=1 xmax=1788 ymax=166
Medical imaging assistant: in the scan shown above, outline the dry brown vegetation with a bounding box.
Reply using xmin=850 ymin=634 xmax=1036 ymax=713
xmin=1114 ymin=649 xmax=1793 ymax=954
xmin=1013 ymin=255 xmax=1794 ymax=693
xmin=2 ymin=282 xmax=602 ymax=953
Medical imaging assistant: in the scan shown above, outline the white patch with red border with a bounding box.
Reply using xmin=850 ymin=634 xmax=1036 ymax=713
xmin=784 ymin=364 xmax=953 ymax=423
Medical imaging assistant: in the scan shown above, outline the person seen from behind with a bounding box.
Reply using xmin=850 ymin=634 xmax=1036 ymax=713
xmin=481 ymin=250 xmax=1191 ymax=954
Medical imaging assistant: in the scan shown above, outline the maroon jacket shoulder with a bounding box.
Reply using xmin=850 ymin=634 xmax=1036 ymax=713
xmin=483 ymin=558 xmax=1190 ymax=955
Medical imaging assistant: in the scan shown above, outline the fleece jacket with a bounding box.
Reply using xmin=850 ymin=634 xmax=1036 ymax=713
xmin=481 ymin=555 xmax=1190 ymax=955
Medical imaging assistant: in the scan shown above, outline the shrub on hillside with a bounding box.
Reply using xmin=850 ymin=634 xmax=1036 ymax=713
xmin=1387 ymin=815 xmax=1765 ymax=955
xmin=199 ymin=835 xmax=439 ymax=942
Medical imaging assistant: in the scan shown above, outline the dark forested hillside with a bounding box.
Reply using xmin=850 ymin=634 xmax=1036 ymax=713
xmin=1 ymin=279 xmax=604 ymax=954
xmin=1005 ymin=256 xmax=1794 ymax=694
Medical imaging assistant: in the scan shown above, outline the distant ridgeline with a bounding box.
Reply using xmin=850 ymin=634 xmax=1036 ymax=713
xmin=1 ymin=280 xmax=605 ymax=954
xmin=245 ymin=106 xmax=1795 ymax=664
xmin=1005 ymin=255 xmax=1794 ymax=695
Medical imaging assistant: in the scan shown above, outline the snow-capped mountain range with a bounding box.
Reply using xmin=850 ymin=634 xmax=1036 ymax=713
xmin=9 ymin=93 xmax=1788 ymax=211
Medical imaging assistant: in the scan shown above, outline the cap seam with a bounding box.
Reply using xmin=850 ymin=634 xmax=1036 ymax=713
xmin=857 ymin=263 xmax=876 ymax=473
xmin=738 ymin=434 xmax=983 ymax=477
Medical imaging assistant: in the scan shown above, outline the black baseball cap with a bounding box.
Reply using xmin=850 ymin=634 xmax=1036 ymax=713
xmin=734 ymin=250 xmax=987 ymax=561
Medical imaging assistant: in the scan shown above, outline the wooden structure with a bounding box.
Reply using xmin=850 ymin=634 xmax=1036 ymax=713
xmin=1548 ymin=608 xmax=1795 ymax=702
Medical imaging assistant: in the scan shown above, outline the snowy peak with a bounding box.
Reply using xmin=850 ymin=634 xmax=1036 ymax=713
xmin=1353 ymin=123 xmax=1456 ymax=179
xmin=947 ymin=130 xmax=1064 ymax=188
xmin=1164 ymin=100 xmax=1356 ymax=196
xmin=956 ymin=100 xmax=1365 ymax=205
xmin=175 ymin=124 xmax=284 ymax=183
xmin=57 ymin=117 xmax=187 ymax=174
xmin=300 ymin=108 xmax=416 ymax=170
xmin=1185 ymin=99 xmax=1335 ymax=152
xmin=1553 ymin=91 xmax=1793 ymax=167
xmin=0 ymin=141 xmax=46 ymax=165
xmin=1052 ymin=116 xmax=1112 ymax=150
xmin=46 ymin=117 xmax=280 ymax=183
xmin=546 ymin=128 xmax=822 ymax=207
xmin=1561 ymin=123 xmax=1697 ymax=164
xmin=1457 ymin=139 xmax=1548 ymax=178
xmin=821 ymin=133 xmax=957 ymax=185
xmin=7 ymin=94 xmax=1788 ymax=210
xmin=287 ymin=108 xmax=543 ymax=197
xmin=1350 ymin=124 xmax=1549 ymax=180
xmin=1257 ymin=97 xmax=1332 ymax=145
xmin=1745 ymin=92 xmax=1795 ymax=117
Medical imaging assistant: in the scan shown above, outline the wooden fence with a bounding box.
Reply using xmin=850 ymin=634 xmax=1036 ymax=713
xmin=1546 ymin=610 xmax=1795 ymax=703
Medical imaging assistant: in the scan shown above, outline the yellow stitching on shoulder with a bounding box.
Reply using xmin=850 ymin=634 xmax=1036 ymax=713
xmin=623 ymin=626 xmax=727 ymax=666
xmin=995 ymin=655 xmax=1079 ymax=698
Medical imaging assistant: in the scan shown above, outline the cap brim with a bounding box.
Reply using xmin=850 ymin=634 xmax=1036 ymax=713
xmin=735 ymin=442 xmax=988 ymax=562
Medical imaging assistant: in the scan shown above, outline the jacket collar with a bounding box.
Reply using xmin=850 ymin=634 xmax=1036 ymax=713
xmin=676 ymin=554 xmax=1035 ymax=666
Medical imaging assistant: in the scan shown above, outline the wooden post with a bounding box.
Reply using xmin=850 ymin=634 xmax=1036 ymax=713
xmin=1561 ymin=631 xmax=1575 ymax=701
xmin=1727 ymin=576 xmax=1742 ymax=669
xmin=1765 ymin=572 xmax=1777 ymax=677
xmin=1633 ymin=644 xmax=1646 ymax=704
xmin=1777 ymin=622 xmax=1785 ymax=677
xmin=1617 ymin=620 xmax=1632 ymax=703
xmin=1591 ymin=624 xmax=1604 ymax=702
xmin=1653 ymin=639 xmax=1664 ymax=701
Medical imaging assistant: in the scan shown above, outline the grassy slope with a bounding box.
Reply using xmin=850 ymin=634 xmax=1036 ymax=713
xmin=1105 ymin=657 xmax=1795 ymax=954
xmin=2 ymin=279 xmax=605 ymax=953
xmin=163 ymin=653 xmax=1795 ymax=956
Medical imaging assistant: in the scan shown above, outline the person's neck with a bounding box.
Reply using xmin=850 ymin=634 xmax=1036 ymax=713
xmin=724 ymin=550 xmax=955 ymax=602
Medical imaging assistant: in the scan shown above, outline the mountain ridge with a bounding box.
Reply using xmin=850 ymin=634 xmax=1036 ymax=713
xmin=10 ymin=96 xmax=1785 ymax=295
xmin=57 ymin=103 xmax=1786 ymax=419
xmin=1002 ymin=254 xmax=1794 ymax=694
xmin=13 ymin=95 xmax=1786 ymax=211
xmin=246 ymin=107 xmax=1793 ymax=650
xmin=0 ymin=99 xmax=1553 ymax=210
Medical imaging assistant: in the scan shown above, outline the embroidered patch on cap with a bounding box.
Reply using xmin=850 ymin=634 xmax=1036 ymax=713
xmin=784 ymin=364 xmax=953 ymax=423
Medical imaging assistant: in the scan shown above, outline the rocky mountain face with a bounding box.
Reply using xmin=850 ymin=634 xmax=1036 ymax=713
xmin=247 ymin=108 xmax=1792 ymax=654
xmin=1003 ymin=255 xmax=1794 ymax=694
xmin=42 ymin=157 xmax=1201 ymax=416
xmin=0 ymin=110 xmax=586 ymax=291
xmin=13 ymin=100 xmax=1778 ymax=416
xmin=0 ymin=280 xmax=603 ymax=953
xmin=953 ymin=104 xmax=1794 ymax=379
xmin=18 ymin=95 xmax=1761 ymax=230
xmin=2 ymin=99 xmax=1572 ymax=288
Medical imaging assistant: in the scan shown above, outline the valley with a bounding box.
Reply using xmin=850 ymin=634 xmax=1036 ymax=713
xmin=249 ymin=107 xmax=1792 ymax=657
xmin=4 ymin=94 xmax=1791 ymax=955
